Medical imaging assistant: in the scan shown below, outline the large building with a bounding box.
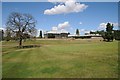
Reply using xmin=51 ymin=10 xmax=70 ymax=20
xmin=44 ymin=30 xmax=70 ymax=38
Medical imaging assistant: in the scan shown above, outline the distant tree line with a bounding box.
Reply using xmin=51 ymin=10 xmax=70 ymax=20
xmin=0 ymin=30 xmax=4 ymax=41
xmin=114 ymin=30 xmax=120 ymax=40
xmin=0 ymin=29 xmax=33 ymax=41
xmin=90 ymin=23 xmax=120 ymax=41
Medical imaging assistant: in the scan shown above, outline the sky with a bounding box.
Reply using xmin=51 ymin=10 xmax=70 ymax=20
xmin=2 ymin=1 xmax=118 ymax=35
xmin=1 ymin=0 xmax=120 ymax=2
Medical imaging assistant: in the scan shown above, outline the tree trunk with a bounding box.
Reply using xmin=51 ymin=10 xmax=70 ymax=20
xmin=19 ymin=38 xmax=22 ymax=47
xmin=107 ymin=38 xmax=110 ymax=42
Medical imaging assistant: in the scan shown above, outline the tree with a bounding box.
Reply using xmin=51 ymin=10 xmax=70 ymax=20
xmin=5 ymin=28 xmax=12 ymax=41
xmin=0 ymin=29 xmax=5 ymax=41
xmin=114 ymin=30 xmax=120 ymax=40
xmin=105 ymin=23 xmax=114 ymax=42
xmin=76 ymin=29 xmax=79 ymax=36
xmin=39 ymin=30 xmax=42 ymax=38
xmin=6 ymin=12 xmax=36 ymax=47
xmin=0 ymin=30 xmax=2 ymax=41
xmin=98 ymin=30 xmax=106 ymax=41
xmin=2 ymin=30 xmax=4 ymax=40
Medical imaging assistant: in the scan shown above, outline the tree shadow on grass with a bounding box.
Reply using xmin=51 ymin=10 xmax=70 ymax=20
xmin=16 ymin=45 xmax=41 ymax=49
xmin=2 ymin=45 xmax=41 ymax=56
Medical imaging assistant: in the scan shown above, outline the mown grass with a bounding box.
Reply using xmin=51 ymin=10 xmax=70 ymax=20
xmin=2 ymin=39 xmax=118 ymax=78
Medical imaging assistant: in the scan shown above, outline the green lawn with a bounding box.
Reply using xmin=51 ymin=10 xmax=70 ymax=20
xmin=2 ymin=39 xmax=118 ymax=78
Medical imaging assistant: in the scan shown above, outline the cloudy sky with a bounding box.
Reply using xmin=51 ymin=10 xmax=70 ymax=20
xmin=2 ymin=1 xmax=118 ymax=35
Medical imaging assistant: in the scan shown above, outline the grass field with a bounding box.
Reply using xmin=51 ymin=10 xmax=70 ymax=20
xmin=2 ymin=39 xmax=118 ymax=78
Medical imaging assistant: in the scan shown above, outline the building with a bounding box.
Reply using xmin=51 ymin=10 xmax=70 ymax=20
xmin=68 ymin=35 xmax=92 ymax=39
xmin=44 ymin=30 xmax=70 ymax=38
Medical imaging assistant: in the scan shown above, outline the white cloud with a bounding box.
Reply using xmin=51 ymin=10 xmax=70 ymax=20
xmin=98 ymin=22 xmax=118 ymax=30
xmin=79 ymin=22 xmax=82 ymax=25
xmin=81 ymin=29 xmax=89 ymax=33
xmin=50 ymin=21 xmax=70 ymax=33
xmin=0 ymin=28 xmax=5 ymax=30
xmin=44 ymin=1 xmax=88 ymax=15
xmin=52 ymin=27 xmax=58 ymax=31
xmin=60 ymin=29 xmax=68 ymax=33
xmin=48 ymin=0 xmax=76 ymax=2
xmin=113 ymin=23 xmax=118 ymax=27
xmin=80 ymin=29 xmax=85 ymax=32
xmin=99 ymin=23 xmax=107 ymax=29
xmin=84 ymin=30 xmax=90 ymax=33
xmin=0 ymin=25 xmax=6 ymax=31
xmin=58 ymin=21 xmax=70 ymax=29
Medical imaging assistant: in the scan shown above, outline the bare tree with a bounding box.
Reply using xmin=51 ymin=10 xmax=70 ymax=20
xmin=6 ymin=12 xmax=36 ymax=47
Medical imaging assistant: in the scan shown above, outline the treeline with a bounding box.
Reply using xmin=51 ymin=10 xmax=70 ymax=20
xmin=114 ymin=30 xmax=120 ymax=40
xmin=90 ymin=23 xmax=120 ymax=41
xmin=0 ymin=29 xmax=36 ymax=41
xmin=1 ymin=22 xmax=120 ymax=42
xmin=90 ymin=30 xmax=120 ymax=41
xmin=0 ymin=29 xmax=43 ymax=41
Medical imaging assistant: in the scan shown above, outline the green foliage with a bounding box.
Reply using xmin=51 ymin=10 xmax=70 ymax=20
xmin=90 ymin=30 xmax=104 ymax=35
xmin=105 ymin=23 xmax=114 ymax=42
xmin=0 ymin=30 xmax=4 ymax=41
xmin=76 ymin=29 xmax=79 ymax=36
xmin=39 ymin=30 xmax=42 ymax=38
xmin=114 ymin=30 xmax=120 ymax=40
xmin=106 ymin=23 xmax=113 ymax=32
